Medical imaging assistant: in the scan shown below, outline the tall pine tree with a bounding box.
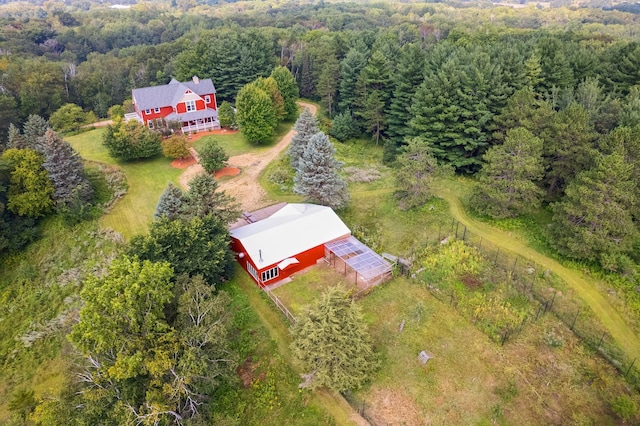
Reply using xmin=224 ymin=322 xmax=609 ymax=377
xmin=471 ymin=128 xmax=545 ymax=219
xmin=155 ymin=182 xmax=183 ymax=220
xmin=338 ymin=48 xmax=368 ymax=112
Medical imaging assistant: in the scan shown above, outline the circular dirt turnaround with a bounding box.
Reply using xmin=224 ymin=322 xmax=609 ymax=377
xmin=178 ymin=102 xmax=317 ymax=212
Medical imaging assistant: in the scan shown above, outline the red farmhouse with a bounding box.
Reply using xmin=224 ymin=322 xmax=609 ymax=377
xmin=128 ymin=76 xmax=219 ymax=134
xmin=230 ymin=203 xmax=351 ymax=288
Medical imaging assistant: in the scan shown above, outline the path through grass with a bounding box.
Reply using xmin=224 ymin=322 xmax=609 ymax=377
xmin=234 ymin=271 xmax=363 ymax=425
xmin=434 ymin=179 xmax=640 ymax=362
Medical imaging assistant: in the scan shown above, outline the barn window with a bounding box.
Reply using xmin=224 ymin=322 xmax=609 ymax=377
xmin=205 ymin=95 xmax=211 ymax=103
xmin=261 ymin=267 xmax=279 ymax=282
xmin=186 ymin=100 xmax=196 ymax=112
xmin=247 ymin=263 xmax=258 ymax=281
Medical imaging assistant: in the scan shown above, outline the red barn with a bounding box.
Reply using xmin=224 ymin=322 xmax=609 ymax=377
xmin=128 ymin=76 xmax=219 ymax=134
xmin=230 ymin=203 xmax=351 ymax=288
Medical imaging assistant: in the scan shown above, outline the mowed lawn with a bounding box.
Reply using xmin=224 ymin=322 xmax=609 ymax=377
xmin=66 ymin=128 xmax=181 ymax=239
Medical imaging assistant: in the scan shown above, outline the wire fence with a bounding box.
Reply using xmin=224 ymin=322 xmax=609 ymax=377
xmin=409 ymin=218 xmax=640 ymax=391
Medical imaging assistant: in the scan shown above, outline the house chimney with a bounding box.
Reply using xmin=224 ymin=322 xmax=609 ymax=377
xmin=259 ymin=249 xmax=263 ymax=262
xmin=192 ymin=76 xmax=199 ymax=84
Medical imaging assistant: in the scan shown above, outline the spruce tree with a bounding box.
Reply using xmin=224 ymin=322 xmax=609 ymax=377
xmin=329 ymin=110 xmax=358 ymax=142
xmin=550 ymin=151 xmax=638 ymax=267
xmin=180 ymin=173 xmax=240 ymax=224
xmin=155 ymin=182 xmax=183 ymax=220
xmin=7 ymin=123 xmax=25 ymax=150
xmin=293 ymin=132 xmax=349 ymax=209
xmin=470 ymin=128 xmax=545 ymax=219
xmin=289 ymin=108 xmax=319 ymax=169
xmin=290 ymin=286 xmax=378 ymax=392
xmin=22 ymin=115 xmax=50 ymax=152
xmin=40 ymin=129 xmax=93 ymax=211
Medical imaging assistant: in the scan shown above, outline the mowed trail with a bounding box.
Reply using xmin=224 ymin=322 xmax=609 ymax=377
xmin=179 ymin=102 xmax=317 ymax=212
xmin=434 ymin=180 xmax=640 ymax=362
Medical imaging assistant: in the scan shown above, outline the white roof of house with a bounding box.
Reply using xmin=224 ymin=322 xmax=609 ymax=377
xmin=230 ymin=203 xmax=350 ymax=268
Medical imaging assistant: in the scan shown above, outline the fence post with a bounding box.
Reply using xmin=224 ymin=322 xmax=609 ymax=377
xmin=548 ymin=292 xmax=557 ymax=312
xmin=598 ymin=331 xmax=606 ymax=348
xmin=518 ymin=317 xmax=526 ymax=334
xmin=511 ymin=258 xmax=518 ymax=276
xmin=501 ymin=329 xmax=510 ymax=345
xmin=450 ymin=291 xmax=455 ymax=306
xmin=455 ymin=221 xmax=459 ymax=239
xmin=451 ymin=217 xmax=455 ymax=232
xmin=570 ymin=308 xmax=580 ymax=330
xmin=494 ymin=248 xmax=500 ymax=265
xmin=478 ymin=236 xmax=483 ymax=251
xmin=626 ymin=358 xmax=637 ymax=377
xmin=438 ymin=225 xmax=442 ymax=241
xmin=462 ymin=225 xmax=467 ymax=241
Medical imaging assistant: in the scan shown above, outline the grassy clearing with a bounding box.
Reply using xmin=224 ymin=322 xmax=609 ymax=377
xmin=433 ymin=178 xmax=640 ymax=364
xmin=0 ymin=218 xmax=123 ymax=422
xmin=228 ymin=269 xmax=359 ymax=425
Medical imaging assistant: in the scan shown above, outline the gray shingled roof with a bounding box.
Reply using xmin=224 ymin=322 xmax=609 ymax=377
xmin=132 ymin=77 xmax=216 ymax=111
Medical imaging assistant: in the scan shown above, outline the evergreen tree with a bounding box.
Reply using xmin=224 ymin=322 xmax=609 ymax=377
xmin=236 ymin=82 xmax=278 ymax=144
xmin=316 ymin=54 xmax=340 ymax=117
xmin=40 ymin=129 xmax=93 ymax=211
xmin=294 ymin=132 xmax=349 ymax=209
xmin=7 ymin=123 xmax=25 ymax=150
xmin=471 ymin=128 xmax=545 ymax=219
xmin=289 ymin=108 xmax=319 ymax=169
xmin=22 ymin=115 xmax=50 ymax=152
xmin=355 ymin=50 xmax=393 ymax=144
xmin=409 ymin=49 xmax=507 ymax=173
xmin=536 ymin=37 xmax=574 ymax=94
xmin=291 ymin=286 xmax=378 ymax=392
xmin=329 ymin=110 xmax=358 ymax=142
xmin=217 ymin=101 xmax=237 ymax=129
xmin=198 ymin=139 xmax=229 ymax=174
xmin=550 ymin=151 xmax=638 ymax=267
xmin=541 ymin=103 xmax=598 ymax=199
xmin=155 ymin=182 xmax=183 ymax=220
xmin=493 ymin=87 xmax=554 ymax=142
xmin=181 ymin=173 xmax=240 ymax=224
xmin=394 ymin=138 xmax=451 ymax=210
xmin=270 ymin=66 xmax=299 ymax=120
xmin=386 ymin=44 xmax=426 ymax=158
xmin=338 ymin=48 xmax=368 ymax=112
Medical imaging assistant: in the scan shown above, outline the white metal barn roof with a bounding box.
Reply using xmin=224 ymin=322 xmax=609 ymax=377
xmin=230 ymin=203 xmax=350 ymax=268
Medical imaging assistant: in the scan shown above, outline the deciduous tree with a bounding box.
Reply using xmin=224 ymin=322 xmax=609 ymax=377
xmin=217 ymin=101 xmax=237 ymax=129
xmin=1 ymin=148 xmax=54 ymax=218
xmin=103 ymin=117 xmax=161 ymax=161
xmin=128 ymin=215 xmax=235 ymax=284
xmin=236 ymin=82 xmax=278 ymax=144
xmin=270 ymin=66 xmax=299 ymax=120
xmin=161 ymin=135 xmax=189 ymax=159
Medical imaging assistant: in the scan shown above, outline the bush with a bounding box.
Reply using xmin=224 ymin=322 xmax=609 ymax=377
xmin=161 ymin=136 xmax=190 ymax=159
xmin=329 ymin=110 xmax=358 ymax=142
xmin=218 ymin=101 xmax=237 ymax=129
xmin=198 ymin=139 xmax=229 ymax=173
xmin=102 ymin=118 xmax=161 ymax=161
xmin=611 ymin=394 xmax=637 ymax=423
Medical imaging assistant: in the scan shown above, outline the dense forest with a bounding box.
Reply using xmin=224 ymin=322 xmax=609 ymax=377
xmin=2 ymin=0 xmax=640 ymax=424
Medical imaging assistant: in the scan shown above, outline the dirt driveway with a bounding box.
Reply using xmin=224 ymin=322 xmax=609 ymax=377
xmin=178 ymin=102 xmax=317 ymax=213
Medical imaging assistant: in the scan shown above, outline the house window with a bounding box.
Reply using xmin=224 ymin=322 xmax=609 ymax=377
xmin=148 ymin=120 xmax=154 ymax=129
xmin=186 ymin=100 xmax=196 ymax=112
xmin=145 ymin=109 xmax=151 ymax=115
xmin=261 ymin=267 xmax=279 ymax=283
xmin=205 ymin=95 xmax=211 ymax=103
xmin=247 ymin=263 xmax=258 ymax=281
xmin=154 ymin=107 xmax=160 ymax=113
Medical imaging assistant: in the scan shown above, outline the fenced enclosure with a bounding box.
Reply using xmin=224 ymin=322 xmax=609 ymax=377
xmin=325 ymin=236 xmax=393 ymax=291
xmin=411 ymin=218 xmax=640 ymax=391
